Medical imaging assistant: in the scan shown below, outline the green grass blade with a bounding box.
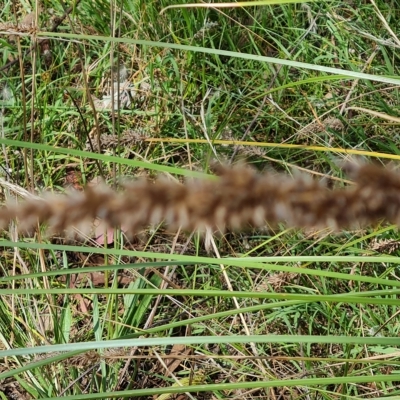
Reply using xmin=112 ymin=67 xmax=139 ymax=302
xmin=39 ymin=32 xmax=400 ymax=86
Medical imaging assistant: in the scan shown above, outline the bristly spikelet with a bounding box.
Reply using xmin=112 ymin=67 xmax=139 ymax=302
xmin=1 ymin=162 xmax=400 ymax=235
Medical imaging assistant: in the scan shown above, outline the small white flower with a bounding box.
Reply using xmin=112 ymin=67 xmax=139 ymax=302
xmin=1 ymin=84 xmax=14 ymax=104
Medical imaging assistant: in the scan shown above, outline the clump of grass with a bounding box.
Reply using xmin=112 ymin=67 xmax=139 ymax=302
xmin=2 ymin=0 xmax=400 ymax=398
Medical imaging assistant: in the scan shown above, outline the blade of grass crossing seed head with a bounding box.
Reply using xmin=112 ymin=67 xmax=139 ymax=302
xmin=160 ymin=0 xmax=316 ymax=14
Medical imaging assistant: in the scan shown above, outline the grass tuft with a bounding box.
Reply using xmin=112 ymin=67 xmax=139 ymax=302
xmin=1 ymin=0 xmax=400 ymax=398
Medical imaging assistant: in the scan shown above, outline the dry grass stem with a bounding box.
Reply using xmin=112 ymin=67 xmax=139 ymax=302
xmin=0 ymin=162 xmax=398 ymax=235
xmin=85 ymin=130 xmax=145 ymax=152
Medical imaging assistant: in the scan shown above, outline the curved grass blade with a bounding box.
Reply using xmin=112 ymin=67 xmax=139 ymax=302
xmin=39 ymin=32 xmax=400 ymax=86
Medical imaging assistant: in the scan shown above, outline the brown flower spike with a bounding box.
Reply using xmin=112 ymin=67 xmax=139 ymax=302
xmin=0 ymin=162 xmax=399 ymax=235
